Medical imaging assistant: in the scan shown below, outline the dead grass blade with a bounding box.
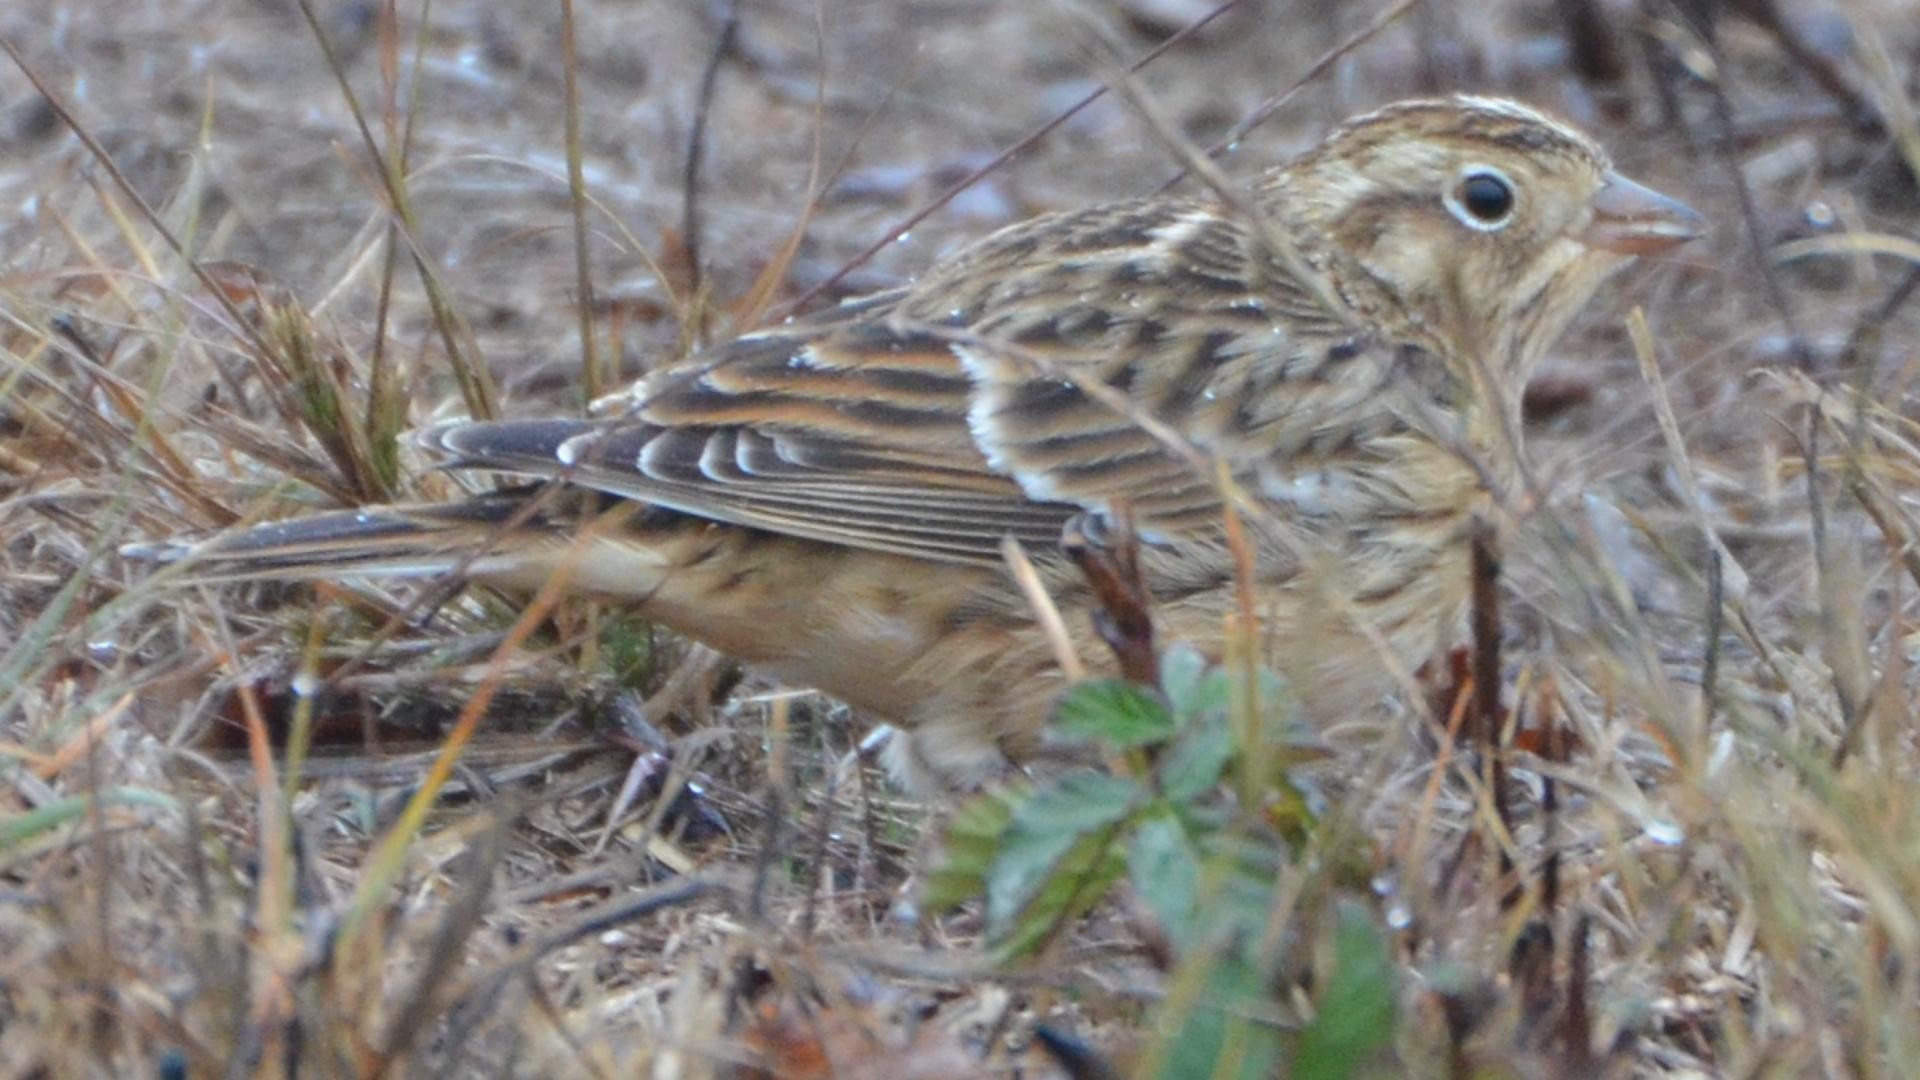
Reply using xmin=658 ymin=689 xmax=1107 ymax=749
xmin=293 ymin=0 xmax=499 ymax=419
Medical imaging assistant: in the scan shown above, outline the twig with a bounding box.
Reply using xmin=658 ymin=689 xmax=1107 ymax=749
xmin=1469 ymin=514 xmax=1511 ymax=881
xmin=1701 ymin=548 xmax=1724 ymax=734
xmin=1060 ymin=510 xmax=1157 ymax=686
xmin=560 ymin=0 xmax=601 ymax=405
xmin=777 ymin=0 xmax=1243 ymax=317
xmin=800 ymin=769 xmax=837 ymax=938
xmin=1157 ymin=0 xmax=1423 ymax=194
xmin=749 ymin=695 xmax=790 ymax=925
xmin=1690 ymin=34 xmax=1857 ymax=737
xmin=1556 ymin=0 xmax=1628 ymax=89
xmin=1738 ymin=0 xmax=1879 ymax=131
xmin=1836 ymin=263 xmax=1920 ymax=375
xmin=1561 ymin=914 xmax=1595 ymax=1069
xmin=1540 ymin=681 xmax=1565 ymax=918
xmin=682 ymin=0 xmax=740 ymax=337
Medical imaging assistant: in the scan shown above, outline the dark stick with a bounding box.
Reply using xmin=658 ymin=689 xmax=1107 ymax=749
xmin=1062 ymin=511 xmax=1158 ymax=687
xmin=1469 ymin=516 xmax=1511 ymax=881
xmin=1694 ymin=39 xmax=1864 ymax=748
xmin=683 ymin=0 xmax=741 ymax=331
xmin=1155 ymin=0 xmax=1422 ymax=195
xmin=778 ymin=0 xmax=1243 ymax=316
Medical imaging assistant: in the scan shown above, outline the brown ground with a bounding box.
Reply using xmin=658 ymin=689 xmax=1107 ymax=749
xmin=3 ymin=0 xmax=1920 ymax=1076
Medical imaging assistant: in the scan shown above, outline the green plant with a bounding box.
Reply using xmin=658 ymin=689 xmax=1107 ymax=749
xmin=923 ymin=644 xmax=1396 ymax=1079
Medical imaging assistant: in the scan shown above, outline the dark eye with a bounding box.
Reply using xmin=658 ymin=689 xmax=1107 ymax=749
xmin=1453 ymin=171 xmax=1514 ymax=226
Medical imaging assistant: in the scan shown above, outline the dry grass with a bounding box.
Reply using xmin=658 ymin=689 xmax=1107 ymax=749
xmin=3 ymin=0 xmax=1920 ymax=1075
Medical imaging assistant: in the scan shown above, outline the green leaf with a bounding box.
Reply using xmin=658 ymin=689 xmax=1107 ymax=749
xmin=986 ymin=772 xmax=1139 ymax=939
xmin=994 ymin=826 xmax=1128 ymax=957
xmin=1052 ymin=678 xmax=1176 ymax=749
xmin=1152 ymin=948 xmax=1284 ymax=1080
xmin=0 ymin=788 xmax=179 ymax=857
xmin=1159 ymin=705 xmax=1234 ymax=804
xmin=598 ymin=611 xmax=656 ymax=689
xmin=1129 ymin=806 xmax=1201 ymax=948
xmin=920 ymin=784 xmax=1024 ymax=915
xmin=1158 ymin=644 xmax=1216 ymax=717
xmin=1291 ymin=902 xmax=1397 ymax=1080
xmin=1172 ymin=831 xmax=1290 ymax=947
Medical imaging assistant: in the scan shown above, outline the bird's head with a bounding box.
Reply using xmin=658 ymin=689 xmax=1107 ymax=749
xmin=1269 ymin=96 xmax=1701 ymax=381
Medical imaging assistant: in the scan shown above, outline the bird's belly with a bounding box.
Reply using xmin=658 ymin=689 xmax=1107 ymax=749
xmin=551 ymin=504 xmax=1475 ymax=791
xmin=1160 ymin=527 xmax=1472 ymax=718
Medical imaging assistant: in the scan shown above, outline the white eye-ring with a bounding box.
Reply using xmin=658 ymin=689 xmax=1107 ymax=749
xmin=1443 ymin=164 xmax=1518 ymax=231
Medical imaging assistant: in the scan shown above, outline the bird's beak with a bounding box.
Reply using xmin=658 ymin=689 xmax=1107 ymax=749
xmin=1582 ymin=172 xmax=1704 ymax=255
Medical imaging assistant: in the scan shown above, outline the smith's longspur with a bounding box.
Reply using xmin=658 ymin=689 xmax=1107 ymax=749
xmin=136 ymin=96 xmax=1702 ymax=790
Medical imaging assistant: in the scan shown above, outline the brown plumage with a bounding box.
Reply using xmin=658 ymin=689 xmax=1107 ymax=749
xmin=136 ymin=96 xmax=1702 ymax=790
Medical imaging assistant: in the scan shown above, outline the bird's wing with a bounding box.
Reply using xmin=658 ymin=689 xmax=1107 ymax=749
xmin=902 ymin=195 xmax=1384 ymax=537
xmin=419 ymin=312 xmax=1074 ymax=566
xmin=420 ymin=197 xmax=1386 ymax=564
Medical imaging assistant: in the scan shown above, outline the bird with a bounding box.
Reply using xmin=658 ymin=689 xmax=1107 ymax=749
xmin=133 ymin=96 xmax=1702 ymax=791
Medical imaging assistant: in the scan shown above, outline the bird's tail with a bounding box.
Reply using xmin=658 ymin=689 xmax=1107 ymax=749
xmin=121 ymin=492 xmax=581 ymax=583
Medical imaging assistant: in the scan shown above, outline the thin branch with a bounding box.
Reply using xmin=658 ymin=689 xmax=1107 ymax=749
xmin=682 ymin=0 xmax=741 ymax=339
xmin=777 ymin=0 xmax=1243 ymax=317
xmin=1156 ymin=0 xmax=1424 ymax=194
xmin=560 ymin=0 xmax=602 ymax=406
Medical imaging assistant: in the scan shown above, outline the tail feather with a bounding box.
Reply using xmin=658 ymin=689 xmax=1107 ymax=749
xmin=122 ymin=494 xmax=540 ymax=580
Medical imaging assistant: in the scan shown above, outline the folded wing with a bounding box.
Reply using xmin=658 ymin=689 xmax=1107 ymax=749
xmin=419 ymin=196 xmax=1382 ymax=563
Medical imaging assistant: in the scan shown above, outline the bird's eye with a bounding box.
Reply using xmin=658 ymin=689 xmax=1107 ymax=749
xmin=1447 ymin=169 xmax=1516 ymax=230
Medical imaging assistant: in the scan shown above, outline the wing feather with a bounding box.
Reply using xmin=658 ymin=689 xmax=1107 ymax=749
xmin=416 ymin=195 xmax=1391 ymax=563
